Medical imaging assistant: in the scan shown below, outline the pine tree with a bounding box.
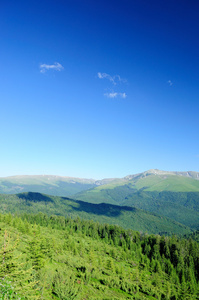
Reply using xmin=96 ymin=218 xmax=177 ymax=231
xmin=0 ymin=230 xmax=39 ymax=299
xmin=27 ymin=232 xmax=45 ymax=271
xmin=52 ymin=268 xmax=82 ymax=299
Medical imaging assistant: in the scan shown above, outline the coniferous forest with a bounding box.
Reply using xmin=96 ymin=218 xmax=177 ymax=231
xmin=1 ymin=212 xmax=199 ymax=299
xmin=1 ymin=0 xmax=199 ymax=297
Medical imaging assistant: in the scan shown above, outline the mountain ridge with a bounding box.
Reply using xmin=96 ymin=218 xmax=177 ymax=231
xmin=0 ymin=169 xmax=199 ymax=197
xmin=1 ymin=168 xmax=199 ymax=182
xmin=0 ymin=191 xmax=191 ymax=235
xmin=124 ymin=169 xmax=199 ymax=180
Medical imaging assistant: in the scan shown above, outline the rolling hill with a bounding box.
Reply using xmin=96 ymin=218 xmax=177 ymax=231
xmin=0 ymin=175 xmax=110 ymax=196
xmin=1 ymin=170 xmax=199 ymax=231
xmin=1 ymin=170 xmax=199 ymax=197
xmin=0 ymin=192 xmax=191 ymax=235
xmin=73 ymin=169 xmax=199 ymax=229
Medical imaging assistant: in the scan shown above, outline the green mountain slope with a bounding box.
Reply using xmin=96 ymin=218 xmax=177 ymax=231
xmin=73 ymin=170 xmax=199 ymax=229
xmin=0 ymin=192 xmax=190 ymax=235
xmin=132 ymin=174 xmax=199 ymax=192
xmin=1 ymin=170 xmax=199 ymax=231
xmin=1 ymin=169 xmax=199 ymax=196
xmin=0 ymin=175 xmax=99 ymax=196
xmin=1 ymin=212 xmax=199 ymax=299
xmin=74 ymin=170 xmax=199 ymax=203
xmin=76 ymin=170 xmax=199 ymax=195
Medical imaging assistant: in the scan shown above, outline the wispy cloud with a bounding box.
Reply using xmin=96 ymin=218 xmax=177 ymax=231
xmin=97 ymin=72 xmax=126 ymax=85
xmin=167 ymin=80 xmax=173 ymax=86
xmin=120 ymin=93 xmax=127 ymax=98
xmin=40 ymin=62 xmax=64 ymax=73
xmin=98 ymin=72 xmax=127 ymax=99
xmin=104 ymin=92 xmax=127 ymax=99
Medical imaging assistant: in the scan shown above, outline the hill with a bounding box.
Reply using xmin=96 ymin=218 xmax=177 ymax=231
xmin=0 ymin=192 xmax=190 ymax=235
xmin=75 ymin=170 xmax=199 ymax=200
xmin=0 ymin=212 xmax=199 ymax=299
xmin=1 ymin=170 xmax=199 ymax=231
xmin=0 ymin=169 xmax=199 ymax=197
xmin=73 ymin=170 xmax=199 ymax=230
xmin=0 ymin=175 xmax=101 ymax=196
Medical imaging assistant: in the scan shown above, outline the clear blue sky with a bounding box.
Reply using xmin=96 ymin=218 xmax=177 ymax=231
xmin=1 ymin=0 xmax=199 ymax=179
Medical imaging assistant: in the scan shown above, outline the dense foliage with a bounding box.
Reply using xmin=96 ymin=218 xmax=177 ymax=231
xmin=0 ymin=193 xmax=190 ymax=235
xmin=0 ymin=212 xmax=199 ymax=299
xmin=74 ymin=187 xmax=199 ymax=230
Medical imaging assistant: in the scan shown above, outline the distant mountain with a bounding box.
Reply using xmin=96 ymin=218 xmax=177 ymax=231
xmin=74 ymin=169 xmax=199 ymax=202
xmin=125 ymin=169 xmax=199 ymax=181
xmin=0 ymin=192 xmax=190 ymax=235
xmin=0 ymin=175 xmax=117 ymax=196
xmin=73 ymin=169 xmax=199 ymax=229
xmin=1 ymin=170 xmax=199 ymax=230
xmin=1 ymin=170 xmax=198 ymax=197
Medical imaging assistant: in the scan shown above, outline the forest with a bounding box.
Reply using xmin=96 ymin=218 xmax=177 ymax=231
xmin=0 ymin=193 xmax=191 ymax=236
xmin=0 ymin=212 xmax=199 ymax=299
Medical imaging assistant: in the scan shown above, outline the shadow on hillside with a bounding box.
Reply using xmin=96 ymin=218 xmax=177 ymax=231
xmin=69 ymin=200 xmax=136 ymax=217
xmin=17 ymin=192 xmax=54 ymax=203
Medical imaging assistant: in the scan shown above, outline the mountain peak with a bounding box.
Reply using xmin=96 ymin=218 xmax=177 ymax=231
xmin=125 ymin=169 xmax=199 ymax=181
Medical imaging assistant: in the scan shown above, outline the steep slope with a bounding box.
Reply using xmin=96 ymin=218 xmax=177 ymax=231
xmin=0 ymin=192 xmax=190 ymax=235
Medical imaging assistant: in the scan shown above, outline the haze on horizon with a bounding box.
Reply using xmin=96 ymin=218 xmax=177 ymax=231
xmin=1 ymin=0 xmax=199 ymax=179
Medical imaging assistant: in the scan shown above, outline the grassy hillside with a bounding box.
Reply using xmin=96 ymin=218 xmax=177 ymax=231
xmin=73 ymin=172 xmax=199 ymax=230
xmin=1 ymin=171 xmax=199 ymax=232
xmin=76 ymin=173 xmax=199 ymax=195
xmin=0 ymin=192 xmax=191 ymax=235
xmin=0 ymin=212 xmax=199 ymax=299
xmin=74 ymin=172 xmax=199 ymax=204
xmin=0 ymin=175 xmax=98 ymax=196
xmin=133 ymin=174 xmax=199 ymax=192
xmin=1 ymin=170 xmax=199 ymax=197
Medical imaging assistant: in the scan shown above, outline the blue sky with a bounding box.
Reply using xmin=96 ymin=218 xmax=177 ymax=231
xmin=1 ymin=0 xmax=199 ymax=179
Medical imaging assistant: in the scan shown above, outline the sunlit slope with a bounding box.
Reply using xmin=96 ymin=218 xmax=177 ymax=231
xmin=1 ymin=170 xmax=199 ymax=196
xmin=0 ymin=175 xmax=98 ymax=196
xmin=1 ymin=213 xmax=198 ymax=299
xmin=74 ymin=171 xmax=199 ymax=229
xmin=74 ymin=173 xmax=199 ymax=203
xmin=0 ymin=192 xmax=190 ymax=235
xmin=133 ymin=174 xmax=199 ymax=192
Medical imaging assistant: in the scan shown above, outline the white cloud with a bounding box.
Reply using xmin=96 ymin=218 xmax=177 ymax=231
xmin=104 ymin=92 xmax=127 ymax=98
xmin=97 ymin=72 xmax=106 ymax=79
xmin=120 ymin=92 xmax=127 ymax=98
xmin=98 ymin=72 xmax=116 ymax=85
xmin=98 ymin=72 xmax=126 ymax=85
xmin=167 ymin=80 xmax=173 ymax=86
xmin=104 ymin=92 xmax=118 ymax=98
xmin=40 ymin=62 xmax=64 ymax=73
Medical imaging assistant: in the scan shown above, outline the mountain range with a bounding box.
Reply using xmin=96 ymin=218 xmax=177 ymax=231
xmin=73 ymin=169 xmax=199 ymax=230
xmin=1 ymin=169 xmax=199 ymax=234
xmin=0 ymin=174 xmax=114 ymax=196
xmin=0 ymin=169 xmax=199 ymax=196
